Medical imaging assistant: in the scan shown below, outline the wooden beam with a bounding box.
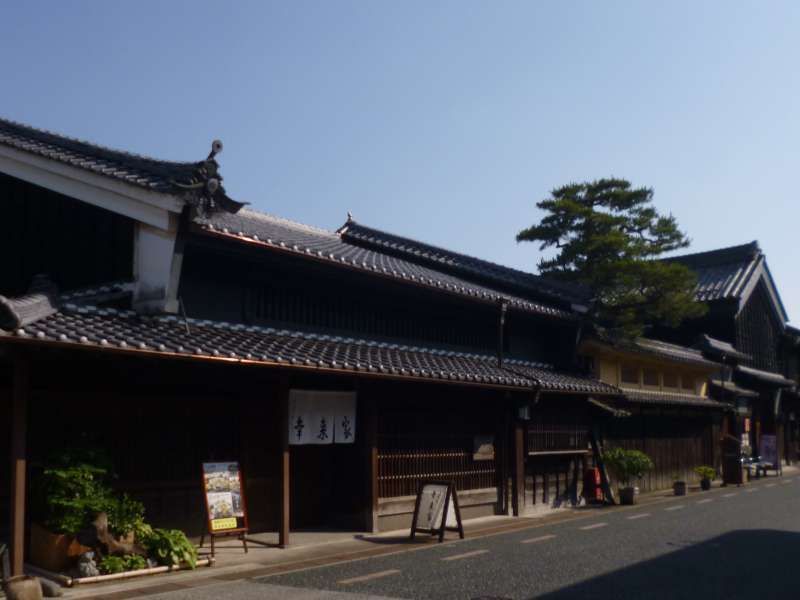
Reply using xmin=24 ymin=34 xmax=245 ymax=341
xmin=364 ymin=389 xmax=379 ymax=533
xmin=10 ymin=357 xmax=29 ymax=576
xmin=278 ymin=377 xmax=290 ymax=548
xmin=512 ymin=420 xmax=525 ymax=516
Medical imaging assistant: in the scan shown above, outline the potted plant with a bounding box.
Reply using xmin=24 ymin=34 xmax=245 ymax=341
xmin=603 ymin=447 xmax=654 ymax=505
xmin=695 ymin=466 xmax=715 ymax=491
xmin=672 ymin=471 xmax=687 ymax=496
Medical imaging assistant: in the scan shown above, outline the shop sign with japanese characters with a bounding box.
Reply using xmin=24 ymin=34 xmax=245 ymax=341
xmin=289 ymin=390 xmax=357 ymax=445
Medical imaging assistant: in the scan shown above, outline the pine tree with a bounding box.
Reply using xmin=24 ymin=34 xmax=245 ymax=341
xmin=517 ymin=178 xmax=706 ymax=339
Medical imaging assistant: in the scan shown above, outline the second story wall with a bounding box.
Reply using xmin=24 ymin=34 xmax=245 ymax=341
xmin=177 ymin=238 xmax=576 ymax=364
xmin=0 ymin=173 xmax=134 ymax=296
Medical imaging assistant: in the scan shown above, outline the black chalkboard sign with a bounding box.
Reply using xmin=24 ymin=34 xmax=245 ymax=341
xmin=409 ymin=480 xmax=464 ymax=543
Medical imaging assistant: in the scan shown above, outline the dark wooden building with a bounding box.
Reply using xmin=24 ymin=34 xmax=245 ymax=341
xmin=0 ymin=118 xmax=616 ymax=574
xmin=656 ymin=243 xmax=797 ymax=477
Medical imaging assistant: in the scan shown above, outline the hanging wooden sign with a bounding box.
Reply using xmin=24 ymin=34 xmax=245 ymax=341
xmin=200 ymin=462 xmax=249 ymax=555
xmin=409 ymin=480 xmax=464 ymax=543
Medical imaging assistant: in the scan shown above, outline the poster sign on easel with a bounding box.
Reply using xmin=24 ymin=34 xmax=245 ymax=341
xmin=409 ymin=480 xmax=464 ymax=543
xmin=200 ymin=462 xmax=249 ymax=555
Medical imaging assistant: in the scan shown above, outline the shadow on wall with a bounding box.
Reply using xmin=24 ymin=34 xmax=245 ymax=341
xmin=534 ymin=529 xmax=799 ymax=600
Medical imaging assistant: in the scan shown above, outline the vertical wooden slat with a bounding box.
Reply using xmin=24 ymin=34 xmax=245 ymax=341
xmin=278 ymin=376 xmax=290 ymax=548
xmin=512 ymin=421 xmax=525 ymax=516
xmin=10 ymin=357 xmax=29 ymax=576
xmin=364 ymin=393 xmax=379 ymax=533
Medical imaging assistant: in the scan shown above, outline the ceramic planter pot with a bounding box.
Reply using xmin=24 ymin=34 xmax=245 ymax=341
xmin=700 ymin=478 xmax=712 ymax=491
xmin=3 ymin=575 xmax=43 ymax=600
xmin=673 ymin=481 xmax=687 ymax=496
xmin=29 ymin=522 xmax=90 ymax=572
xmin=619 ymin=486 xmax=636 ymax=505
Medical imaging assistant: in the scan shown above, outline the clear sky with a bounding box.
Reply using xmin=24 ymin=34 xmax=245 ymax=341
xmin=2 ymin=1 xmax=798 ymax=323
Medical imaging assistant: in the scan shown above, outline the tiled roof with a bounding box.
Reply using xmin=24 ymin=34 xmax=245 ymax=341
xmin=585 ymin=335 xmax=720 ymax=369
xmin=693 ymin=335 xmax=751 ymax=362
xmin=0 ymin=302 xmax=614 ymax=395
xmin=709 ymin=379 xmax=760 ymax=399
xmin=621 ymin=388 xmax=727 ymax=409
xmin=193 ymin=209 xmax=574 ymax=319
xmin=0 ymin=117 xmax=244 ymax=213
xmin=664 ymin=242 xmax=762 ymax=303
xmin=338 ymin=220 xmax=590 ymax=305
xmin=736 ymin=365 xmax=795 ymax=388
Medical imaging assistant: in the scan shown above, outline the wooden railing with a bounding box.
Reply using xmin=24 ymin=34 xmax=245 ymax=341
xmin=378 ymin=436 xmax=497 ymax=498
xmin=527 ymin=423 xmax=588 ymax=455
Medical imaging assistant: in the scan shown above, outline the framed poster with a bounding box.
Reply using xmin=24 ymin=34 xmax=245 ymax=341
xmin=410 ymin=480 xmax=464 ymax=543
xmin=759 ymin=434 xmax=778 ymax=466
xmin=202 ymin=462 xmax=249 ymax=538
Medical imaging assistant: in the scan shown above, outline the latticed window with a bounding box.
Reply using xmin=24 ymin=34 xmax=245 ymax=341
xmin=643 ymin=368 xmax=659 ymax=387
xmin=620 ymin=365 xmax=639 ymax=385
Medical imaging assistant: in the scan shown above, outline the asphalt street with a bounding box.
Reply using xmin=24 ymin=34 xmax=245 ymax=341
xmin=147 ymin=476 xmax=800 ymax=600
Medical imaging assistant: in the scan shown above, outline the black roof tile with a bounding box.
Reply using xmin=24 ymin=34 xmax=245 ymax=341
xmin=194 ymin=209 xmax=574 ymax=319
xmin=664 ymin=242 xmax=762 ymax=303
xmin=338 ymin=220 xmax=590 ymax=305
xmin=0 ymin=117 xmax=244 ymax=213
xmin=0 ymin=302 xmax=615 ymax=395
xmin=622 ymin=388 xmax=726 ymax=408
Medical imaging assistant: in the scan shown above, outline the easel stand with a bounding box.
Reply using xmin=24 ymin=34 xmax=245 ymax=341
xmin=410 ymin=480 xmax=465 ymax=543
xmin=199 ymin=528 xmax=249 ymax=557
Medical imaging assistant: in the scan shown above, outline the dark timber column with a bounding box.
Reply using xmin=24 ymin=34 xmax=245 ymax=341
xmin=278 ymin=376 xmax=290 ymax=548
xmin=10 ymin=357 xmax=29 ymax=576
xmin=512 ymin=420 xmax=525 ymax=516
xmin=364 ymin=388 xmax=379 ymax=533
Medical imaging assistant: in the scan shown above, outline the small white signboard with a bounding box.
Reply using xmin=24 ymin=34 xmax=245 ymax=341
xmin=410 ymin=481 xmax=464 ymax=542
xmin=288 ymin=390 xmax=356 ymax=445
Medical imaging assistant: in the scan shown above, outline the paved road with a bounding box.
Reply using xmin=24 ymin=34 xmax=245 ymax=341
xmin=148 ymin=476 xmax=800 ymax=600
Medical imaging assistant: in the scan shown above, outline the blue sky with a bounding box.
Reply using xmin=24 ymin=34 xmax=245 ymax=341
xmin=2 ymin=1 xmax=798 ymax=323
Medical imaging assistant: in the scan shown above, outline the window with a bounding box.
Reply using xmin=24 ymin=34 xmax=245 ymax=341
xmin=663 ymin=372 xmax=679 ymax=389
xmin=681 ymin=376 xmax=694 ymax=392
xmin=620 ymin=365 xmax=639 ymax=385
xmin=643 ymin=368 xmax=659 ymax=387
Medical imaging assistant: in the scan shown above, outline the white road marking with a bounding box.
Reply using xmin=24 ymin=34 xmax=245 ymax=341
xmin=782 ymin=479 xmax=792 ymax=484
xmin=338 ymin=570 xmax=400 ymax=585
xmin=766 ymin=483 xmax=777 ymax=488
xmin=627 ymin=513 xmax=651 ymax=520
xmin=722 ymin=492 xmax=738 ymax=498
xmin=696 ymin=498 xmax=713 ymax=504
xmin=579 ymin=522 xmax=608 ymax=530
xmin=442 ymin=549 xmax=489 ymax=561
xmin=521 ymin=534 xmax=556 ymax=544
xmin=745 ymin=488 xmax=758 ymax=493
xmin=665 ymin=505 xmax=685 ymax=511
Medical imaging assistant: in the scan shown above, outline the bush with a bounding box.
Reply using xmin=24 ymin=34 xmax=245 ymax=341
xmin=603 ymin=447 xmax=654 ymax=486
xmin=98 ymin=554 xmax=148 ymax=575
xmin=694 ymin=466 xmax=716 ymax=481
xmin=140 ymin=529 xmax=198 ymax=569
xmin=35 ymin=462 xmax=114 ymax=535
xmin=105 ymin=494 xmax=146 ymax=538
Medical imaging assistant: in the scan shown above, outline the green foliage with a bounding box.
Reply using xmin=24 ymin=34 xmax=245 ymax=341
xmin=105 ymin=494 xmax=146 ymax=538
xmin=694 ymin=466 xmax=716 ymax=481
xmin=34 ymin=460 xmax=114 ymax=535
xmin=98 ymin=554 xmax=148 ymax=575
xmin=517 ymin=178 xmax=707 ymax=338
xmin=140 ymin=529 xmax=198 ymax=569
xmin=603 ymin=447 xmax=654 ymax=486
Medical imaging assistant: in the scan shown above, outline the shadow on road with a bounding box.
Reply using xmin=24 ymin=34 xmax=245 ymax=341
xmin=533 ymin=529 xmax=799 ymax=600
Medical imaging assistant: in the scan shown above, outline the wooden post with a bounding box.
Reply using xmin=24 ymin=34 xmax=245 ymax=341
xmin=10 ymin=357 xmax=29 ymax=576
xmin=278 ymin=376 xmax=290 ymax=548
xmin=363 ymin=389 xmax=379 ymax=533
xmin=512 ymin=420 xmax=525 ymax=516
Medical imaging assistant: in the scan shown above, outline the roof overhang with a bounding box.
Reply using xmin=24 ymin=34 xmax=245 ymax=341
xmin=0 ymin=143 xmax=184 ymax=231
xmin=736 ymin=257 xmax=789 ymax=325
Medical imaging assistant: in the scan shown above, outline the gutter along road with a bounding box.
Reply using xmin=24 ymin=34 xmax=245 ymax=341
xmin=129 ymin=476 xmax=800 ymax=600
